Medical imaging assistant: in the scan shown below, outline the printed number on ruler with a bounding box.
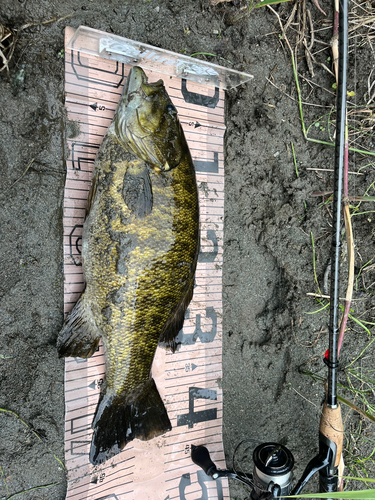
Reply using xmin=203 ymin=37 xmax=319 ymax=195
xmin=177 ymin=387 xmax=217 ymax=428
xmin=91 ymin=471 xmax=106 ymax=485
xmin=178 ymin=79 xmax=223 ymax=500
xmin=180 ymin=78 xmax=220 ymax=174
xmin=179 ymin=470 xmax=223 ymax=500
xmin=181 ymin=79 xmax=219 ymax=109
xmin=199 ymin=230 xmax=218 ymax=263
xmin=89 ymin=102 xmax=106 ymax=112
xmin=177 ymin=307 xmax=217 ymax=346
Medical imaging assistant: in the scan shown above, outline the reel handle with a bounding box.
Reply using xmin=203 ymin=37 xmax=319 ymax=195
xmin=191 ymin=445 xmax=218 ymax=478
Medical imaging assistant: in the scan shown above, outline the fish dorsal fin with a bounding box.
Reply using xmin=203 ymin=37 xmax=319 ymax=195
xmin=57 ymin=293 xmax=101 ymax=358
xmin=122 ymin=163 xmax=153 ymax=218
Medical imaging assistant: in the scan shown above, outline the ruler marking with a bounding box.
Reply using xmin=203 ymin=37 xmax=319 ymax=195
xmin=64 ymin=29 xmax=227 ymax=499
xmin=163 ymin=435 xmax=225 ymax=451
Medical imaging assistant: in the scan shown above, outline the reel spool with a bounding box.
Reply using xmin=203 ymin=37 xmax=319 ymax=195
xmin=252 ymin=443 xmax=294 ymax=498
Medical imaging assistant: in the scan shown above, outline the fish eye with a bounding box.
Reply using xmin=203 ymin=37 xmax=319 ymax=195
xmin=167 ymin=104 xmax=177 ymax=115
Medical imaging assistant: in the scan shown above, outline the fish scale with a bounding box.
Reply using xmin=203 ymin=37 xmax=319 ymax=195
xmin=57 ymin=66 xmax=199 ymax=465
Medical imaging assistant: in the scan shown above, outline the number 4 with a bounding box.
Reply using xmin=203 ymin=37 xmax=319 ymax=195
xmin=177 ymin=387 xmax=217 ymax=429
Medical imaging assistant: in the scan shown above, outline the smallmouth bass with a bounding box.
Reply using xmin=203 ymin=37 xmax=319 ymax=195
xmin=57 ymin=67 xmax=199 ymax=465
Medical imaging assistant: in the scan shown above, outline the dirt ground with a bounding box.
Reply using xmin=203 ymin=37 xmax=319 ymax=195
xmin=0 ymin=0 xmax=374 ymax=499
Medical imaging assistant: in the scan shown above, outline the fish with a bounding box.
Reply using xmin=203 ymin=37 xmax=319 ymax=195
xmin=57 ymin=66 xmax=200 ymax=465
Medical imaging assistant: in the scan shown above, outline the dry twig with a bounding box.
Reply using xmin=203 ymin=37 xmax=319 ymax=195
xmin=0 ymin=13 xmax=73 ymax=75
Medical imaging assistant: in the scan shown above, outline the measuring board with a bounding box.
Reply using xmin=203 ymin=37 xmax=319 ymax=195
xmin=63 ymin=26 xmax=230 ymax=500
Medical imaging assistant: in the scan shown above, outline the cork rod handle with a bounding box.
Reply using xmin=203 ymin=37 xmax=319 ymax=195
xmin=319 ymin=403 xmax=343 ymax=467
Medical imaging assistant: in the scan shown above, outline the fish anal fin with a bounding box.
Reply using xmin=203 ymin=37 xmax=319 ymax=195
xmin=56 ymin=294 xmax=101 ymax=358
xmin=122 ymin=163 xmax=153 ymax=218
xmin=159 ymin=278 xmax=195 ymax=353
xmin=90 ymin=378 xmax=171 ymax=465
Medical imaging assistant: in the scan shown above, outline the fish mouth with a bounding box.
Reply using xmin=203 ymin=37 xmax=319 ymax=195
xmin=116 ymin=66 xmax=179 ymax=171
xmin=125 ymin=66 xmax=163 ymax=100
xmin=124 ymin=67 xmax=147 ymax=97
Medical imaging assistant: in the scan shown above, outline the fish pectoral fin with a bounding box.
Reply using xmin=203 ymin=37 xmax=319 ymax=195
xmin=56 ymin=294 xmax=101 ymax=358
xmin=159 ymin=277 xmax=195 ymax=353
xmin=90 ymin=378 xmax=171 ymax=465
xmin=122 ymin=164 xmax=153 ymax=218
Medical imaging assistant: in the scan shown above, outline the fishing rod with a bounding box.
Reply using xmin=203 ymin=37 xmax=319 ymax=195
xmin=190 ymin=0 xmax=348 ymax=496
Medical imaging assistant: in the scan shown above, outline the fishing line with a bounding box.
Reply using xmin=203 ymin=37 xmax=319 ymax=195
xmin=232 ymin=438 xmax=262 ymax=473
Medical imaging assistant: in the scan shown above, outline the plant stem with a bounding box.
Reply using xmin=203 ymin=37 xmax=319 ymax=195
xmin=338 ymin=123 xmax=354 ymax=358
xmin=267 ymin=5 xmax=307 ymax=138
xmin=344 ymin=122 xmax=349 ymax=198
xmin=331 ymin=0 xmax=339 ymax=84
xmin=291 ymin=142 xmax=299 ymax=177
xmin=338 ymin=205 xmax=354 ymax=357
xmin=337 ymin=394 xmax=375 ymax=423
xmin=346 ymin=334 xmax=375 ymax=367
xmin=291 ymin=52 xmax=307 ymax=138
xmin=349 ymin=196 xmax=375 ymax=202
xmin=311 ymin=231 xmax=322 ymax=295
xmin=307 ymin=138 xmax=375 ymax=156
xmin=0 ymin=408 xmax=66 ymax=470
xmin=5 ymin=482 xmax=60 ymax=500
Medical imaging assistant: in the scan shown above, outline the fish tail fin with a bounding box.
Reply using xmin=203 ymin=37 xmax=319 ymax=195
xmin=90 ymin=378 xmax=171 ymax=465
xmin=56 ymin=294 xmax=101 ymax=358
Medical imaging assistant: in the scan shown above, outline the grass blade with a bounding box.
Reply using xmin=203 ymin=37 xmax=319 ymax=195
xmin=254 ymin=0 xmax=293 ymax=8
xmin=286 ymin=490 xmax=375 ymax=499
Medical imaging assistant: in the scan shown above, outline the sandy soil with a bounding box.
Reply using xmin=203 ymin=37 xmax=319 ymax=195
xmin=0 ymin=1 xmax=374 ymax=499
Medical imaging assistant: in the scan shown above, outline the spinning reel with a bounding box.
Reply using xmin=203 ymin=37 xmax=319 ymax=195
xmin=191 ymin=408 xmax=342 ymax=499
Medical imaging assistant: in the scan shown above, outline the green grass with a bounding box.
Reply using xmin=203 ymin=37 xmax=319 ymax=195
xmin=0 ymin=463 xmax=9 ymax=496
xmin=301 ymin=297 xmax=375 ymax=484
xmin=287 ymin=490 xmax=375 ymax=499
xmin=345 ymin=368 xmax=375 ymax=417
xmin=291 ymin=142 xmax=299 ymax=178
xmin=0 ymin=408 xmax=65 ymax=470
xmin=228 ymin=0 xmax=293 ymax=23
xmin=3 ymin=482 xmax=61 ymax=500
xmin=288 ymin=64 xmax=375 ymax=158
xmin=345 ymin=420 xmax=375 ymax=484
xmin=190 ymin=52 xmax=233 ymax=65
xmin=355 ymin=258 xmax=375 ymax=292
xmin=310 ymin=231 xmax=323 ymax=296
